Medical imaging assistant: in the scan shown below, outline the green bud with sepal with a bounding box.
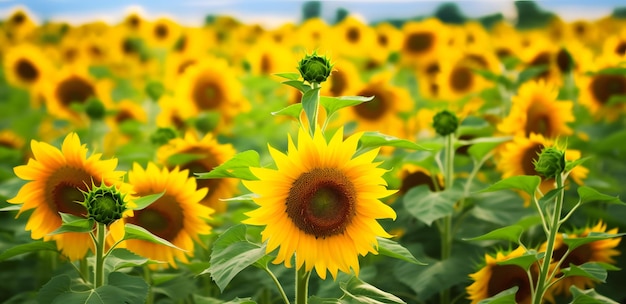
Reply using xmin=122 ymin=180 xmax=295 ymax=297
xmin=533 ymin=146 xmax=566 ymax=179
xmin=297 ymin=52 xmax=333 ymax=84
xmin=432 ymin=110 xmax=459 ymax=136
xmin=82 ymin=181 xmax=128 ymax=225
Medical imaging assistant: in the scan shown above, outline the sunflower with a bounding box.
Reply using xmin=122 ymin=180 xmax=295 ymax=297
xmin=497 ymin=134 xmax=588 ymax=206
xmin=601 ymin=27 xmax=626 ymax=61
xmin=0 ymin=130 xmax=25 ymax=150
xmin=320 ymin=58 xmax=362 ymax=97
xmin=121 ymin=11 xmax=146 ymax=34
xmin=4 ymin=8 xmax=36 ymax=42
xmin=400 ymin=18 xmax=450 ymax=67
xmin=142 ymin=17 xmax=182 ymax=49
xmin=124 ymin=162 xmax=213 ymax=268
xmin=243 ymin=127 xmax=396 ymax=279
xmin=370 ymin=22 xmax=402 ymax=64
xmin=541 ymin=221 xmax=621 ymax=298
xmin=244 ymin=39 xmax=295 ymax=77
xmin=331 ymin=15 xmax=374 ymax=59
xmin=176 ymin=57 xmax=249 ymax=128
xmin=397 ymin=164 xmax=443 ymax=195
xmin=3 ymin=43 xmax=52 ymax=90
xmin=156 ymin=95 xmax=192 ymax=131
xmin=157 ymin=131 xmax=238 ymax=213
xmin=498 ymin=80 xmax=574 ymax=138
xmin=435 ymin=49 xmax=494 ymax=102
xmin=467 ymin=246 xmax=537 ymax=304
xmin=402 ymin=108 xmax=437 ymax=141
xmin=577 ymin=55 xmax=626 ymax=121
xmin=295 ymin=17 xmax=331 ymax=53
xmin=8 ymin=133 xmax=126 ymax=260
xmin=517 ymin=35 xmax=563 ymax=86
xmin=103 ymin=100 xmax=148 ymax=156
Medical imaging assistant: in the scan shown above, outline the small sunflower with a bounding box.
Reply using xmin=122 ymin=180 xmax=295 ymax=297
xmin=124 ymin=162 xmax=214 ymax=268
xmin=331 ymin=15 xmax=374 ymax=58
xmin=400 ymin=18 xmax=449 ymax=66
xmin=541 ymin=221 xmax=621 ymax=297
xmin=4 ymin=8 xmax=36 ymax=42
xmin=3 ymin=43 xmax=52 ymax=89
xmin=8 ymin=133 xmax=126 ymax=260
xmin=435 ymin=50 xmax=494 ymax=102
xmin=156 ymin=95 xmax=192 ymax=131
xmin=498 ymin=80 xmax=574 ymax=138
xmin=577 ymin=56 xmax=626 ymax=121
xmin=143 ymin=17 xmax=182 ymax=49
xmin=370 ymin=22 xmax=402 ymax=64
xmin=157 ymin=131 xmax=238 ymax=213
xmin=602 ymin=27 xmax=626 ymax=61
xmin=295 ymin=17 xmax=331 ymax=53
xmin=467 ymin=246 xmax=537 ymax=304
xmin=320 ymin=58 xmax=362 ymax=97
xmin=397 ymin=164 xmax=443 ymax=195
xmin=244 ymin=39 xmax=295 ymax=77
xmin=243 ymin=127 xmax=396 ymax=279
xmin=121 ymin=12 xmax=146 ymax=34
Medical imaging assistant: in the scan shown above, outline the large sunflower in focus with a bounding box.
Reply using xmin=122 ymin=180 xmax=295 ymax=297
xmin=3 ymin=43 xmax=52 ymax=90
xmin=467 ymin=246 xmax=537 ymax=304
xmin=243 ymin=127 xmax=397 ymax=279
xmin=400 ymin=18 xmax=449 ymax=66
xmin=8 ymin=133 xmax=126 ymax=260
xmin=498 ymin=80 xmax=574 ymax=138
xmin=157 ymin=131 xmax=238 ymax=213
xmin=542 ymin=221 xmax=621 ymax=297
xmin=124 ymin=163 xmax=213 ymax=268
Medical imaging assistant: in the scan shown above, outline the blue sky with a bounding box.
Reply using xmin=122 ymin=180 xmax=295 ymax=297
xmin=2 ymin=1 xmax=625 ymax=27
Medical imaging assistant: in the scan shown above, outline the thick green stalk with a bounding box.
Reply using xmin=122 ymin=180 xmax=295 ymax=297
xmin=94 ymin=222 xmax=106 ymax=288
xmin=295 ymin=266 xmax=312 ymax=304
xmin=264 ymin=267 xmax=290 ymax=304
xmin=440 ymin=133 xmax=455 ymax=304
xmin=533 ymin=174 xmax=565 ymax=304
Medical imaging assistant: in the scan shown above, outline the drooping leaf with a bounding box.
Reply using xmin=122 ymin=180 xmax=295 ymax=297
xmin=282 ymin=80 xmax=310 ymax=93
xmin=562 ymin=232 xmax=626 ymax=251
xmin=517 ymin=65 xmax=548 ymax=85
xmin=320 ymin=95 xmax=373 ymax=117
xmin=0 ymin=241 xmax=58 ymax=261
xmin=359 ymin=132 xmax=427 ymax=151
xmin=479 ymin=175 xmax=541 ymax=197
xmin=464 ymin=225 xmax=524 ymax=244
xmin=472 ymin=69 xmax=514 ymax=89
xmin=404 ymin=185 xmax=463 ymax=226
xmin=476 ymin=286 xmax=518 ymax=304
xmin=165 ymin=153 xmax=206 ymax=166
xmin=274 ymin=72 xmax=301 ymax=81
xmin=569 ymin=286 xmax=620 ymax=304
xmin=376 ymin=237 xmax=426 ymax=265
xmin=132 ymin=191 xmax=165 ymax=210
xmin=577 ymin=186 xmax=624 ymax=205
xmin=561 ymin=263 xmax=610 ymax=283
xmin=302 ymin=87 xmax=321 ymax=133
xmin=340 ymin=276 xmax=405 ymax=304
xmin=104 ymin=248 xmax=151 ymax=272
xmin=123 ymin=223 xmax=183 ymax=250
xmin=497 ymin=251 xmax=544 ymax=271
xmin=565 ymin=157 xmax=591 ymax=172
xmin=467 ymin=137 xmax=511 ymax=161
xmin=271 ymin=103 xmax=303 ymax=119
xmin=195 ymin=150 xmax=260 ymax=181
xmin=49 ymin=214 xmax=94 ymax=235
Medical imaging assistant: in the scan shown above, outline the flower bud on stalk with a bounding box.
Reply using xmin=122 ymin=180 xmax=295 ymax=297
xmin=297 ymin=52 xmax=332 ymax=84
xmin=433 ymin=110 xmax=459 ymax=136
xmin=82 ymin=182 xmax=127 ymax=225
xmin=533 ymin=146 xmax=566 ymax=179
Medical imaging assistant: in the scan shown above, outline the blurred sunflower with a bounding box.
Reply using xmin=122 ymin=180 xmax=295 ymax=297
xmin=8 ymin=133 xmax=126 ymax=260
xmin=370 ymin=22 xmax=402 ymax=64
xmin=436 ymin=50 xmax=494 ymax=102
xmin=244 ymin=39 xmax=295 ymax=77
xmin=331 ymin=15 xmax=375 ymax=59
xmin=3 ymin=43 xmax=52 ymax=90
xmin=103 ymin=100 xmax=148 ymax=156
xmin=157 ymin=131 xmax=238 ymax=213
xmin=497 ymin=134 xmax=588 ymax=206
xmin=143 ymin=17 xmax=182 ymax=49
xmin=467 ymin=246 xmax=537 ymax=304
xmin=498 ymin=80 xmax=574 ymax=138
xmin=339 ymin=72 xmax=412 ymax=138
xmin=4 ymin=8 xmax=36 ymax=42
xmin=601 ymin=27 xmax=626 ymax=61
xmin=320 ymin=58 xmax=362 ymax=97
xmin=577 ymin=56 xmax=626 ymax=121
xmin=296 ymin=17 xmax=331 ymax=53
xmin=543 ymin=221 xmax=621 ymax=297
xmin=124 ymin=162 xmax=213 ymax=268
xmin=0 ymin=130 xmax=25 ymax=151
xmin=400 ymin=18 xmax=449 ymax=66
xmin=121 ymin=11 xmax=146 ymax=34
xmin=156 ymin=95 xmax=192 ymax=131
xmin=566 ymin=20 xmax=600 ymax=46
xmin=243 ymin=127 xmax=396 ymax=279
xmin=402 ymin=108 xmax=437 ymax=141
xmin=517 ymin=36 xmax=562 ymax=86
xmin=172 ymin=27 xmax=212 ymax=56
xmin=397 ymin=164 xmax=443 ymax=195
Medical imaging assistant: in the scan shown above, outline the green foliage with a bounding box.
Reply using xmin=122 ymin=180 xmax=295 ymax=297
xmin=195 ymin=150 xmax=260 ymax=180
xmin=37 ymin=272 xmax=148 ymax=304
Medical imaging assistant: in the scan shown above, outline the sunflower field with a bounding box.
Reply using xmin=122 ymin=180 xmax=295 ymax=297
xmin=1 ymin=2 xmax=626 ymax=304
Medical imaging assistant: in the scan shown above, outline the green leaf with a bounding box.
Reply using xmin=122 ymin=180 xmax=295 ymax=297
xmin=577 ymin=186 xmax=625 ymax=205
xmin=123 ymin=223 xmax=184 ymax=251
xmin=517 ymin=65 xmax=548 ymax=85
xmin=166 ymin=153 xmax=206 ymax=166
xmin=152 ymin=274 xmax=196 ymax=301
xmin=477 ymin=286 xmax=518 ymax=304
xmin=132 ymin=191 xmax=165 ymax=210
xmin=473 ymin=69 xmax=514 ymax=89
xmin=201 ymin=224 xmax=268 ymax=292
xmin=404 ymin=185 xmax=463 ymax=226
xmin=302 ymin=87 xmax=321 ymax=133
xmin=219 ymin=193 xmax=259 ymax=202
xmin=195 ymin=150 xmax=260 ymax=181
xmin=561 ymin=263 xmax=608 ymax=283
xmin=467 ymin=137 xmax=511 ymax=161
xmin=320 ymin=95 xmax=373 ymax=117
xmin=589 ymin=67 xmax=626 ymax=76
xmin=282 ymin=80 xmax=311 ymax=93
xmin=497 ymin=251 xmax=544 ymax=271
xmin=376 ymin=237 xmax=426 ymax=265
xmin=606 ymin=94 xmax=626 ymax=106
xmin=340 ymin=276 xmax=405 ymax=304
xmin=359 ymin=132 xmax=427 ymax=151
xmin=49 ymin=214 xmax=94 ymax=235
xmin=308 ymin=296 xmax=343 ymax=304
xmin=562 ymin=232 xmax=626 ymax=251
xmin=145 ymin=81 xmax=165 ymax=101
xmin=37 ymin=272 xmax=148 ymax=304
xmin=104 ymin=248 xmax=150 ymax=272
xmin=272 ymin=103 xmax=303 ymax=119
xmin=0 ymin=241 xmax=58 ymax=261
xmin=89 ymin=65 xmax=113 ymax=79
xmin=479 ymin=175 xmax=541 ymax=197
xmin=464 ymin=225 xmax=524 ymax=244
xmin=569 ymin=286 xmax=620 ymax=304
xmin=566 ymin=156 xmax=591 ymax=172
xmin=538 ymin=187 xmax=564 ymax=210
xmin=274 ymin=72 xmax=301 ymax=80
xmin=0 ymin=205 xmax=21 ymax=212
xmin=193 ymin=295 xmax=257 ymax=304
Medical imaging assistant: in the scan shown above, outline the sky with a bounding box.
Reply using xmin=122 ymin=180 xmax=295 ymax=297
xmin=1 ymin=0 xmax=625 ymax=28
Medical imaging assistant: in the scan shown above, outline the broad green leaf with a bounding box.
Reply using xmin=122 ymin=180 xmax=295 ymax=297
xmin=166 ymin=153 xmax=206 ymax=166
xmin=479 ymin=175 xmax=541 ymax=197
xmin=359 ymin=132 xmax=427 ymax=151
xmin=606 ymin=94 xmax=626 ymax=106
xmin=577 ymin=186 xmax=624 ymax=205
xmin=569 ymin=286 xmax=620 ymax=304
xmin=538 ymin=187 xmax=564 ymax=209
xmin=302 ymin=87 xmax=321 ymax=133
xmin=562 ymin=232 xmax=626 ymax=251
xmin=37 ymin=272 xmax=148 ymax=304
xmin=309 ymin=296 xmax=343 ymax=304
xmin=340 ymin=276 xmax=405 ymax=304
xmin=497 ymin=251 xmax=544 ymax=271
xmin=473 ymin=69 xmax=514 ymax=89
xmin=201 ymin=224 xmax=268 ymax=292
xmin=132 ymin=192 xmax=165 ymax=210
xmin=467 ymin=138 xmax=510 ymax=161
xmin=274 ymin=72 xmax=301 ymax=80
xmin=193 ymin=295 xmax=257 ymax=304
xmin=195 ymin=150 xmax=260 ymax=181
xmin=145 ymin=81 xmax=165 ymax=101
xmin=89 ymin=65 xmax=113 ymax=79
xmin=271 ymin=103 xmax=302 ymax=119
xmin=104 ymin=248 xmax=150 ymax=272
xmin=589 ymin=67 xmax=626 ymax=76
xmin=404 ymin=185 xmax=463 ymax=226
xmin=477 ymin=286 xmax=518 ymax=304
xmin=566 ymin=157 xmax=591 ymax=172
xmin=464 ymin=225 xmax=524 ymax=244
xmin=123 ymin=223 xmax=184 ymax=250
xmin=517 ymin=65 xmax=548 ymax=85
xmin=152 ymin=274 xmax=196 ymax=301
xmin=49 ymin=214 xmax=94 ymax=235
xmin=376 ymin=237 xmax=426 ymax=265
xmin=0 ymin=241 xmax=58 ymax=261
xmin=561 ymin=263 xmax=608 ymax=283
xmin=320 ymin=95 xmax=373 ymax=117
xmin=282 ymin=80 xmax=311 ymax=93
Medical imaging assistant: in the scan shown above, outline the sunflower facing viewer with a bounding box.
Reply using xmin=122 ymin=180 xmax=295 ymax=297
xmin=243 ymin=127 xmax=397 ymax=279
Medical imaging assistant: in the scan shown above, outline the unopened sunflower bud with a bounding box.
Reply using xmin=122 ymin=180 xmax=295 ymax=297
xmin=83 ymin=182 xmax=127 ymax=225
xmin=533 ymin=146 xmax=566 ymax=179
xmin=433 ymin=110 xmax=458 ymax=136
xmin=85 ymin=98 xmax=106 ymax=120
xmin=297 ymin=52 xmax=332 ymax=84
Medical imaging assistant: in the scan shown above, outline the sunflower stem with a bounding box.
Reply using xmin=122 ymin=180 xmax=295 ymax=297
xmin=295 ymin=266 xmax=311 ymax=304
xmin=532 ymin=173 xmax=565 ymax=304
xmin=264 ymin=267 xmax=290 ymax=304
xmin=440 ymin=133 xmax=455 ymax=304
xmin=94 ymin=222 xmax=106 ymax=288
xmin=307 ymin=82 xmax=321 ymax=137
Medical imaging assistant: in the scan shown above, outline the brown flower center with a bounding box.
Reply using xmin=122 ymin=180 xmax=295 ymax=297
xmin=487 ymin=264 xmax=533 ymax=304
xmin=286 ymin=168 xmax=356 ymax=238
xmin=15 ymin=58 xmax=39 ymax=83
xmin=126 ymin=194 xmax=184 ymax=241
xmin=177 ymin=59 xmax=197 ymax=75
xmin=521 ymin=143 xmax=545 ymax=176
xmin=399 ymin=170 xmax=439 ymax=194
xmin=524 ymin=99 xmax=553 ymax=138
xmin=128 ymin=16 xmax=140 ymax=29
xmin=192 ymin=76 xmax=224 ymax=110
xmin=329 ymin=70 xmax=347 ymax=96
xmin=556 ymin=48 xmax=572 ymax=73
xmin=12 ymin=12 xmax=25 ymax=25
xmin=56 ymin=76 xmax=96 ymax=107
xmin=450 ymin=66 xmax=473 ymax=92
xmin=353 ymin=87 xmax=388 ymax=121
xmin=176 ymin=147 xmax=221 ymax=205
xmin=553 ymin=242 xmax=593 ymax=269
xmin=615 ymin=41 xmax=626 ymax=56
xmin=48 ymin=167 xmax=92 ymax=217
xmin=260 ymin=53 xmax=272 ymax=75
xmin=529 ymin=52 xmax=551 ymax=79
xmin=404 ymin=32 xmax=434 ymax=55
xmin=590 ymin=74 xmax=626 ymax=105
xmin=155 ymin=23 xmax=169 ymax=39
xmin=377 ymin=33 xmax=388 ymax=47
xmin=346 ymin=27 xmax=360 ymax=43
